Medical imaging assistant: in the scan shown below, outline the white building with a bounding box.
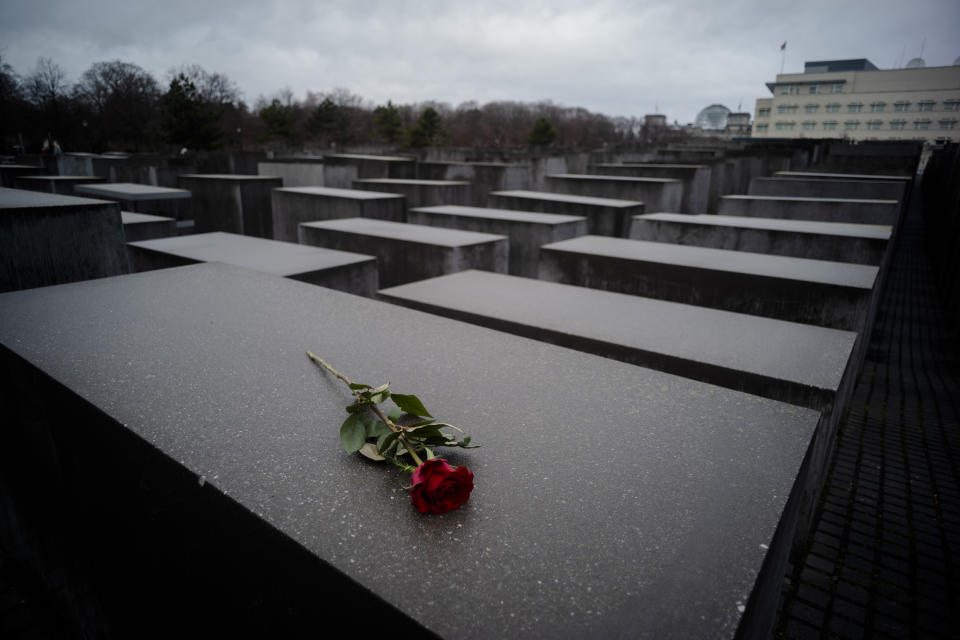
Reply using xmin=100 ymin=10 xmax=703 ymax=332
xmin=753 ymin=58 xmax=960 ymax=144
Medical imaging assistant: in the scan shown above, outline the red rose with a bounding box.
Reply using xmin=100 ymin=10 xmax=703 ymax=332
xmin=409 ymin=458 xmax=474 ymax=515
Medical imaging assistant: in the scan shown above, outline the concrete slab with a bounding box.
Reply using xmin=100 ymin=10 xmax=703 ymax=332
xmin=379 ymin=269 xmax=856 ymax=412
xmin=121 ymin=211 xmax=178 ymax=242
xmin=353 ymin=178 xmax=471 ymax=210
xmin=589 ymin=164 xmax=710 ymax=213
xmin=74 ymin=182 xmax=192 ymax=218
xmin=299 ymin=217 xmax=508 ymax=287
xmin=407 ymin=205 xmax=587 ymax=277
xmin=0 ymin=187 xmax=128 ymax=291
xmin=258 ymin=156 xmax=325 ymax=188
xmin=0 ymin=261 xmax=821 ymax=639
xmin=748 ymin=177 xmax=906 ymax=202
xmin=629 ymin=213 xmax=891 ymax=265
xmin=13 ymin=175 xmax=106 ymax=196
xmin=545 ymin=173 xmax=683 ymax=212
xmin=539 ymin=235 xmax=878 ymax=331
xmin=0 ymin=164 xmax=46 ymax=188
xmin=488 ymin=189 xmax=644 ymax=237
xmin=718 ymin=195 xmax=899 ymax=226
xmin=773 ymin=171 xmax=911 ymax=182
xmin=323 ymin=153 xmax=416 ymax=188
xmin=416 ymin=162 xmax=530 ymax=205
xmin=271 ymin=186 xmax=407 ymax=242
xmin=178 ymin=174 xmax=283 ymax=239
xmin=127 ymin=231 xmax=377 ymax=296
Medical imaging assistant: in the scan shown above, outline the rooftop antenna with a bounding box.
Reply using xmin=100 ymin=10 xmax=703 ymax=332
xmin=738 ymin=98 xmax=742 ymax=111
xmin=920 ymin=36 xmax=926 ymax=58
xmin=897 ymin=44 xmax=906 ymax=68
xmin=779 ymin=41 xmax=787 ymax=74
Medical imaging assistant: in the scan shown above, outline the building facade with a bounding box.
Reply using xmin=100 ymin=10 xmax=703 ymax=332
xmin=753 ymin=59 xmax=960 ymax=144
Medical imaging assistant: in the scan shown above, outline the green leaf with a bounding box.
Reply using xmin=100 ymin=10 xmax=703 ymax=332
xmin=377 ymin=431 xmax=399 ymax=457
xmin=368 ymin=390 xmax=391 ymax=404
xmin=392 ymin=394 xmax=432 ymax=418
xmin=345 ymin=400 xmax=368 ymax=414
xmin=357 ymin=442 xmax=385 ymax=461
xmin=348 ymin=382 xmax=372 ymax=390
xmin=339 ymin=413 xmax=366 ymax=454
xmin=387 ymin=407 xmax=403 ymax=422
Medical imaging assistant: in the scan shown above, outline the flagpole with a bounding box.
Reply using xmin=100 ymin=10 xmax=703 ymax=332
xmin=780 ymin=43 xmax=786 ymax=75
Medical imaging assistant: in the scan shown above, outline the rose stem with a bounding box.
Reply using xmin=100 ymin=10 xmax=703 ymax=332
xmin=306 ymin=351 xmax=424 ymax=467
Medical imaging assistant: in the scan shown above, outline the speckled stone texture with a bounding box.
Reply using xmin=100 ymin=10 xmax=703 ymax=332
xmin=0 ymin=263 xmax=820 ymax=639
xmin=588 ymin=164 xmax=711 ymax=214
xmin=0 ymin=187 xmax=129 ymax=292
xmin=352 ymin=178 xmax=472 ymax=210
xmin=127 ymin=232 xmax=378 ymax=296
xmin=378 ymin=269 xmax=857 ymax=412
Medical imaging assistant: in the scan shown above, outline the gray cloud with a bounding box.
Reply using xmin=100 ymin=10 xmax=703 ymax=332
xmin=2 ymin=0 xmax=958 ymax=123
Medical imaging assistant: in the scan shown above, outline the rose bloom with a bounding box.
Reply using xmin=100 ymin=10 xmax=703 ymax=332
xmin=410 ymin=458 xmax=474 ymax=515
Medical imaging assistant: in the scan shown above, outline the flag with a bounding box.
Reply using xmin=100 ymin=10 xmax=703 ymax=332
xmin=780 ymin=42 xmax=787 ymax=51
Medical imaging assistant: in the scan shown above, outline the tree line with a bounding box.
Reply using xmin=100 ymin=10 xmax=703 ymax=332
xmin=0 ymin=55 xmax=645 ymax=155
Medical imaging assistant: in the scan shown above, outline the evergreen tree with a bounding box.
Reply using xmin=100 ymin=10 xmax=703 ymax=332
xmin=408 ymin=106 xmax=444 ymax=147
xmin=528 ymin=116 xmax=557 ymax=146
xmin=160 ymin=74 xmax=222 ymax=150
xmin=259 ymin=98 xmax=297 ymax=144
xmin=373 ymin=101 xmax=403 ymax=143
xmin=306 ymin=98 xmax=349 ymax=146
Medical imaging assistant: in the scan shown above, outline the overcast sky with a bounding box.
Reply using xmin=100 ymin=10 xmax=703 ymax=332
xmin=2 ymin=0 xmax=958 ymax=124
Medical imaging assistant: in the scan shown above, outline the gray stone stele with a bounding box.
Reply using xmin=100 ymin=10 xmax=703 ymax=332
xmin=121 ymin=211 xmax=178 ymax=242
xmin=322 ymin=153 xmax=416 ymax=188
xmin=538 ymin=235 xmax=879 ymax=331
xmin=127 ymin=231 xmax=378 ymax=296
xmin=378 ymin=269 xmax=857 ymax=412
xmin=589 ymin=164 xmax=710 ymax=213
xmin=488 ymin=189 xmax=644 ymax=238
xmin=0 ymin=187 xmax=129 ymax=292
xmin=717 ymin=195 xmax=900 ymax=226
xmin=0 ymin=261 xmax=822 ymax=639
xmin=748 ymin=177 xmax=906 ymax=202
xmin=629 ymin=213 xmax=891 ymax=265
xmin=73 ymin=182 xmax=192 ymax=217
xmin=178 ymin=174 xmax=283 ymax=239
xmin=13 ymin=175 xmax=106 ymax=196
xmin=353 ymin=178 xmax=472 ymax=210
xmin=773 ymin=170 xmax=912 ymax=182
xmin=0 ymin=164 xmax=46 ymax=188
xmin=299 ymin=217 xmax=507 ymax=287
xmin=271 ymin=186 xmax=406 ymax=243
xmin=415 ymin=162 xmax=530 ymax=206
xmin=407 ymin=205 xmax=587 ymax=277
xmin=258 ymin=156 xmax=325 ymax=188
xmin=545 ymin=173 xmax=683 ymax=213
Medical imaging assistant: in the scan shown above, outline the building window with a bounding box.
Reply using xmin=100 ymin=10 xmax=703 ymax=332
xmin=780 ymin=84 xmax=794 ymax=95
xmin=757 ymin=108 xmax=770 ymax=117
xmin=848 ymin=103 xmax=863 ymax=113
xmin=939 ymin=120 xmax=957 ymax=130
xmin=756 ymin=123 xmax=769 ymax=133
xmin=871 ymin=102 xmax=886 ymax=112
xmin=845 ymin=121 xmax=860 ymax=130
xmin=867 ymin=120 xmax=883 ymax=130
xmin=918 ymin=100 xmax=935 ymax=112
xmin=825 ymin=103 xmax=840 ymax=113
xmin=777 ymin=104 xmax=798 ymax=114
xmin=944 ymin=100 xmax=960 ymax=111
xmin=808 ymin=84 xmax=820 ymax=94
xmin=830 ymin=83 xmax=843 ymax=93
xmin=805 ymin=104 xmax=819 ymax=113
xmin=914 ymin=120 xmax=931 ymax=130
xmin=802 ymin=121 xmax=816 ymax=130
xmin=823 ymin=121 xmax=838 ymax=131
xmin=890 ymin=120 xmax=906 ymax=130
xmin=894 ymin=101 xmax=911 ymax=112
xmin=774 ymin=121 xmax=796 ymax=131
